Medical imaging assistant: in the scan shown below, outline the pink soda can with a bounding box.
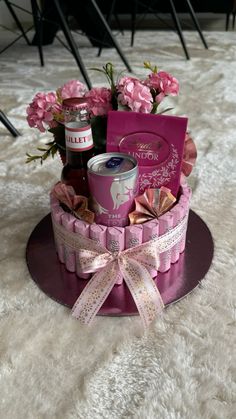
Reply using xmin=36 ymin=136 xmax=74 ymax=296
xmin=87 ymin=153 xmax=138 ymax=227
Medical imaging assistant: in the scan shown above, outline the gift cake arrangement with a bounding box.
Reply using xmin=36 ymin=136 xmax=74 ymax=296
xmin=26 ymin=63 xmax=197 ymax=327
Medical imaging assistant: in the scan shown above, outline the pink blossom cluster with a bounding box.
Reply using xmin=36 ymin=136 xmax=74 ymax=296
xmin=26 ymin=70 xmax=179 ymax=132
xmin=57 ymin=79 xmax=87 ymax=100
xmin=117 ymin=71 xmax=179 ymax=113
xmin=145 ymin=71 xmax=179 ymax=103
xmin=117 ymin=77 xmax=153 ymax=113
xmin=85 ymin=87 xmax=112 ymax=116
xmin=26 ymin=92 xmax=60 ymax=132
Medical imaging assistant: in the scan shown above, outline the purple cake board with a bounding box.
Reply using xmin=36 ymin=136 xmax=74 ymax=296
xmin=26 ymin=210 xmax=214 ymax=316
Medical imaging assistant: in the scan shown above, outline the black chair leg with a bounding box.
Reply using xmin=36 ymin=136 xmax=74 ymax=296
xmin=184 ymin=0 xmax=208 ymax=49
xmin=169 ymin=0 xmax=190 ymax=60
xmin=4 ymin=0 xmax=31 ymax=45
xmin=98 ymin=0 xmax=117 ymax=57
xmin=131 ymin=0 xmax=137 ymax=47
xmin=31 ymin=0 xmax=44 ymax=66
xmin=226 ymin=12 xmax=230 ymax=31
xmin=114 ymin=14 xmax=124 ymax=35
xmin=0 ymin=110 xmax=21 ymax=137
xmin=90 ymin=0 xmax=132 ymax=72
xmin=52 ymin=0 xmax=92 ymax=89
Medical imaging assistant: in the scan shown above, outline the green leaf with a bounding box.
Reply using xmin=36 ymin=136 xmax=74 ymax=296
xmin=51 ymin=144 xmax=58 ymax=158
xmin=158 ymin=107 xmax=174 ymax=115
xmin=89 ymin=67 xmax=106 ymax=73
xmin=37 ymin=147 xmax=49 ymax=152
xmin=144 ymin=61 xmax=158 ymax=73
xmin=25 ymin=154 xmax=42 ymax=163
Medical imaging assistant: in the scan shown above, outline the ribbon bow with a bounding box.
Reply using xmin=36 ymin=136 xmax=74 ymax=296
xmin=52 ymin=214 xmax=188 ymax=328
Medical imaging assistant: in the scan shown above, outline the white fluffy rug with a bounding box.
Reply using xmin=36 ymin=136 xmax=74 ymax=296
xmin=0 ymin=29 xmax=236 ymax=419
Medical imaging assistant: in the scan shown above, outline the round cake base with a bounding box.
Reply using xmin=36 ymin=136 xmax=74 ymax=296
xmin=26 ymin=210 xmax=214 ymax=316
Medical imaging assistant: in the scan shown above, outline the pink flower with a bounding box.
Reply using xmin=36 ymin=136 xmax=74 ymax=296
xmin=117 ymin=76 xmax=153 ymax=113
xmin=145 ymin=71 xmax=179 ymax=104
xmin=158 ymin=71 xmax=179 ymax=95
xmin=144 ymin=72 xmax=161 ymax=90
xmin=26 ymin=92 xmax=60 ymax=132
xmin=85 ymin=87 xmax=112 ymax=116
xmin=58 ymin=80 xmax=87 ymax=100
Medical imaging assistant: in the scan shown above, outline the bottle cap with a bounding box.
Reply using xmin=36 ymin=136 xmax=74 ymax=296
xmin=62 ymin=97 xmax=89 ymax=112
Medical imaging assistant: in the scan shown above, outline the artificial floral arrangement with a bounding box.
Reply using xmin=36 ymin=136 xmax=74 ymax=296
xmin=26 ymin=62 xmax=179 ymax=163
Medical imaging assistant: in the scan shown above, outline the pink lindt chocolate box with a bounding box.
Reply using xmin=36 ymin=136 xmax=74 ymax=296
xmin=106 ymin=111 xmax=188 ymax=197
xmin=51 ymin=184 xmax=191 ymax=284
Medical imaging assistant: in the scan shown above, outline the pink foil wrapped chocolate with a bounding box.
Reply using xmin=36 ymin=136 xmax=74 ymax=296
xmin=143 ymin=219 xmax=159 ymax=278
xmin=158 ymin=212 xmax=174 ymax=272
xmin=74 ymin=219 xmax=91 ymax=279
xmin=51 ymin=182 xmax=95 ymax=224
xmin=178 ymin=200 xmax=189 ymax=254
xmin=61 ymin=213 xmax=76 ymax=272
xmin=169 ymin=204 xmax=184 ymax=264
xmin=107 ymin=227 xmax=125 ymax=285
xmin=90 ymin=224 xmax=107 ymax=247
xmin=51 ymin=206 xmax=65 ymax=263
xmin=129 ymin=186 xmax=176 ymax=225
xmin=125 ymin=224 xmax=143 ymax=248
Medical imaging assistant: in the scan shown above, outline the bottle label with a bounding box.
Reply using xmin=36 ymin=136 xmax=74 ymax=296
xmin=65 ymin=123 xmax=93 ymax=151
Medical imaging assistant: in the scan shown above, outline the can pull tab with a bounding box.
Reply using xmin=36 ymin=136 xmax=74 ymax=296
xmin=106 ymin=157 xmax=124 ymax=169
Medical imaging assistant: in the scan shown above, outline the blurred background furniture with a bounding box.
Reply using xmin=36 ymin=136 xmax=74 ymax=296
xmin=226 ymin=0 xmax=236 ymax=30
xmin=0 ymin=110 xmax=20 ymax=137
xmin=1 ymin=0 xmax=132 ymax=89
xmin=98 ymin=0 xmax=208 ymax=59
xmin=31 ymin=0 xmax=132 ymax=89
xmin=1 ymin=0 xmax=235 ymax=73
xmin=0 ymin=0 xmax=33 ymax=55
xmin=131 ymin=0 xmax=208 ymax=59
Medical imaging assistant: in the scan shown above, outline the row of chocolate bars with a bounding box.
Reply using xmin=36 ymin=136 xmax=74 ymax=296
xmin=50 ymin=180 xmax=191 ymax=280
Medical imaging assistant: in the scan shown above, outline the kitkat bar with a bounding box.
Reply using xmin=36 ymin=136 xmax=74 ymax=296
xmin=158 ymin=212 xmax=174 ymax=272
xmin=90 ymin=224 xmax=107 ymax=247
xmin=143 ymin=219 xmax=159 ymax=278
xmin=51 ymin=206 xmax=65 ymax=264
xmin=125 ymin=224 xmax=143 ymax=248
xmin=61 ymin=213 xmax=76 ymax=273
xmin=74 ymin=219 xmax=91 ymax=279
xmin=169 ymin=204 xmax=185 ymax=264
xmin=179 ymin=197 xmax=190 ymax=254
xmin=107 ymin=226 xmax=125 ymax=285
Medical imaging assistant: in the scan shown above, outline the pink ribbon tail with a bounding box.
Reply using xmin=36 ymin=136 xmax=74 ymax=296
xmin=118 ymin=255 xmax=164 ymax=328
xmin=72 ymin=259 xmax=120 ymax=324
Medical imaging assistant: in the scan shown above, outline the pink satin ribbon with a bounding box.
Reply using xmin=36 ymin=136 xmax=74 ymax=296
xmin=52 ymin=215 xmax=188 ymax=328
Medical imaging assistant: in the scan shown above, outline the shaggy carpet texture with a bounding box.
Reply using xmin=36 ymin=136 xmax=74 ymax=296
xmin=0 ymin=28 xmax=236 ymax=419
